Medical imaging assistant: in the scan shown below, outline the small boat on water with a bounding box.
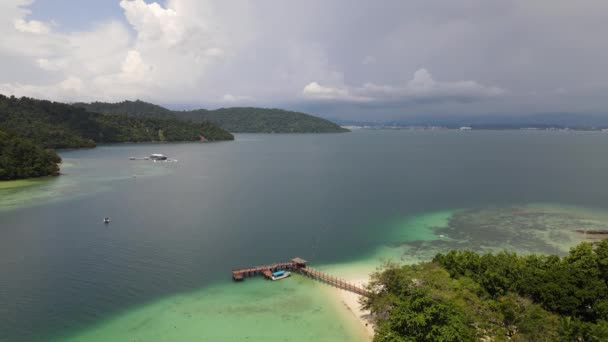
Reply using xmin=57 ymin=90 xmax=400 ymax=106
xmin=149 ymin=154 xmax=167 ymax=161
xmin=103 ymin=217 xmax=111 ymax=224
xmin=270 ymin=270 xmax=291 ymax=281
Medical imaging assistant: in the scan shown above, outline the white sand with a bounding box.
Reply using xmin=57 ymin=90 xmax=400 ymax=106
xmin=315 ymin=264 xmax=378 ymax=341
xmin=336 ymin=279 xmax=375 ymax=339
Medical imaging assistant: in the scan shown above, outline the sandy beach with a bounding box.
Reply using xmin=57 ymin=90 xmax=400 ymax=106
xmin=335 ymin=279 xmax=375 ymax=339
xmin=316 ymin=276 xmax=374 ymax=341
xmin=315 ymin=261 xmax=386 ymax=341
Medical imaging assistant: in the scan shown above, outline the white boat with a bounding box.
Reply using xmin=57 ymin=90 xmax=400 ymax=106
xmin=103 ymin=217 xmax=110 ymax=224
xmin=270 ymin=270 xmax=291 ymax=281
xmin=150 ymin=154 xmax=167 ymax=161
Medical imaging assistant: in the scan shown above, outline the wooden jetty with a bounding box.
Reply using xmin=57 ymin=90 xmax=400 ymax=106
xmin=231 ymin=257 xmax=370 ymax=297
xmin=298 ymin=267 xmax=370 ymax=297
xmin=231 ymin=261 xmax=295 ymax=281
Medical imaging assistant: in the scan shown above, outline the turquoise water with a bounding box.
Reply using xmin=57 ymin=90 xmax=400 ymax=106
xmin=60 ymin=278 xmax=367 ymax=342
xmin=3 ymin=130 xmax=608 ymax=341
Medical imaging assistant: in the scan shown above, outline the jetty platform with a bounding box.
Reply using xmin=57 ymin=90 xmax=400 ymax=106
xmin=231 ymin=257 xmax=370 ymax=297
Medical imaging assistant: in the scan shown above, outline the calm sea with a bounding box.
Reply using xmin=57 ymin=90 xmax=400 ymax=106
xmin=2 ymin=130 xmax=608 ymax=341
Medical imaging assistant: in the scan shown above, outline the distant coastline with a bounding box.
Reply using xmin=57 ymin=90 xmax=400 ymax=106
xmin=340 ymin=124 xmax=608 ymax=132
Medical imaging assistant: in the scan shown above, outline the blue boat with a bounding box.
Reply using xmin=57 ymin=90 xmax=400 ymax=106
xmin=271 ymin=270 xmax=291 ymax=281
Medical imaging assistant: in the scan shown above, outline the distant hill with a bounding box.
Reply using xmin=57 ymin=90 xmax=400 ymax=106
xmin=0 ymin=95 xmax=233 ymax=180
xmin=75 ymin=101 xmax=349 ymax=133
xmin=74 ymin=100 xmax=175 ymax=119
xmin=182 ymin=107 xmax=349 ymax=133
xmin=0 ymin=95 xmax=233 ymax=149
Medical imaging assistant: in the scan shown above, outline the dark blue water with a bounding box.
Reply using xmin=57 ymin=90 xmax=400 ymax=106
xmin=2 ymin=130 xmax=608 ymax=341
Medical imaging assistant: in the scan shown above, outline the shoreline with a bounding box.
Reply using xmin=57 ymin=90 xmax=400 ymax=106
xmin=325 ymin=278 xmax=375 ymax=340
xmin=314 ymin=263 xmax=386 ymax=341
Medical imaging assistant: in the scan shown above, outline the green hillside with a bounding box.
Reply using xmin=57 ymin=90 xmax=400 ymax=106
xmin=184 ymin=107 xmax=349 ymax=133
xmin=0 ymin=95 xmax=233 ymax=149
xmin=75 ymin=101 xmax=349 ymax=133
xmin=0 ymin=95 xmax=233 ymax=180
xmin=74 ymin=100 xmax=175 ymax=119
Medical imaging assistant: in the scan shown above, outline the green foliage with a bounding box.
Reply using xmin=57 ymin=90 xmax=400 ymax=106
xmin=0 ymin=95 xmax=98 ymax=148
xmin=74 ymin=100 xmax=348 ymax=133
xmin=0 ymin=94 xmax=233 ymax=180
xmin=434 ymin=242 xmax=608 ymax=320
xmin=93 ymin=114 xmax=233 ymax=142
xmin=378 ymin=288 xmax=475 ymax=342
xmin=185 ymin=107 xmax=349 ymax=133
xmin=558 ymin=318 xmax=608 ymax=342
xmin=0 ymin=94 xmax=233 ymax=149
xmin=367 ymin=242 xmax=608 ymax=341
xmin=74 ymin=100 xmax=175 ymax=119
xmin=0 ymin=130 xmax=61 ymax=180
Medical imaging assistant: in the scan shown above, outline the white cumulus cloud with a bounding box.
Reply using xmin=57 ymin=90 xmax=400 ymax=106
xmin=0 ymin=0 xmax=232 ymax=102
xmin=303 ymin=68 xmax=505 ymax=103
xmin=302 ymin=82 xmax=370 ymax=102
xmin=14 ymin=18 xmax=50 ymax=34
xmin=221 ymin=94 xmax=253 ymax=103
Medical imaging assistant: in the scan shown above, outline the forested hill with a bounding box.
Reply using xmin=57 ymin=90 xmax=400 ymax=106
xmin=0 ymin=95 xmax=233 ymax=149
xmin=183 ymin=107 xmax=349 ymax=133
xmin=75 ymin=101 xmax=349 ymax=133
xmin=0 ymin=95 xmax=233 ymax=180
xmin=74 ymin=100 xmax=175 ymax=119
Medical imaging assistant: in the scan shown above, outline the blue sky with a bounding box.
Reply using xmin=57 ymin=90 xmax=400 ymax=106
xmin=28 ymin=0 xmax=126 ymax=31
xmin=2 ymin=0 xmax=608 ymax=120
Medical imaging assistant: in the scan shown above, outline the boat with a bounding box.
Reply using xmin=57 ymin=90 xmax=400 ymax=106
xmin=103 ymin=217 xmax=110 ymax=224
xmin=149 ymin=154 xmax=167 ymax=161
xmin=270 ymin=270 xmax=291 ymax=281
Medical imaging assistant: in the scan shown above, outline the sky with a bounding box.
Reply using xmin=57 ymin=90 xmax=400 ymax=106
xmin=1 ymin=0 xmax=608 ymax=121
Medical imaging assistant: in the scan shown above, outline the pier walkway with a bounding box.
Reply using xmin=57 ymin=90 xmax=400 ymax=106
xmin=231 ymin=262 xmax=294 ymax=281
xmin=298 ymin=267 xmax=370 ymax=297
xmin=231 ymin=257 xmax=370 ymax=297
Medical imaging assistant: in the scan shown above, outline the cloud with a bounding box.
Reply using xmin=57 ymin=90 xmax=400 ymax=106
xmin=0 ymin=0 xmax=230 ymax=102
xmin=14 ymin=18 xmax=50 ymax=34
xmin=361 ymin=55 xmax=376 ymax=65
xmin=1 ymin=0 xmax=608 ymax=118
xmin=221 ymin=93 xmax=253 ymax=103
xmin=303 ymin=68 xmax=504 ymax=103
xmin=303 ymin=82 xmax=346 ymax=99
xmin=302 ymin=82 xmax=371 ymax=102
xmin=36 ymin=58 xmax=66 ymax=71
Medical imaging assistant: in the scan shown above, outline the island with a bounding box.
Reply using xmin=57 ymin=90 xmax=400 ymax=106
xmin=0 ymin=94 xmax=234 ymax=180
xmin=75 ymin=100 xmax=349 ymax=133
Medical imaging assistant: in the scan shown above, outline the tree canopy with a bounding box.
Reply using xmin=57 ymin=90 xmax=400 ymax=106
xmin=0 ymin=94 xmax=233 ymax=180
xmin=0 ymin=95 xmax=233 ymax=149
xmin=0 ymin=130 xmax=61 ymax=180
xmin=363 ymin=241 xmax=608 ymax=341
xmin=75 ymin=100 xmax=349 ymax=133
